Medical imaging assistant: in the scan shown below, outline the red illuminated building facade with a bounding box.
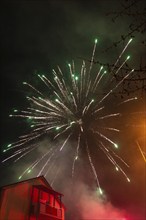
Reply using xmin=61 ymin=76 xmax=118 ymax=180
xmin=0 ymin=176 xmax=65 ymax=220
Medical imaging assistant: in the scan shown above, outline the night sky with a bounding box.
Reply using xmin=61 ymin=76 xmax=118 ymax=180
xmin=0 ymin=1 xmax=146 ymax=220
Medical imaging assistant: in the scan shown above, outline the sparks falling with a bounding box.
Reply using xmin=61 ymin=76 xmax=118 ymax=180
xmin=2 ymin=38 xmax=136 ymax=194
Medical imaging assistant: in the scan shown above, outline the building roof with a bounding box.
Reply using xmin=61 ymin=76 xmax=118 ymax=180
xmin=0 ymin=175 xmax=63 ymax=196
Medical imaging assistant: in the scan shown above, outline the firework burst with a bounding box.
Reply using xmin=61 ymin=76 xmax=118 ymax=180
xmin=2 ymin=38 xmax=136 ymax=194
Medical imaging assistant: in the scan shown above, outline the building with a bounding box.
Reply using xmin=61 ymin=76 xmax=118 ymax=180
xmin=0 ymin=175 xmax=65 ymax=220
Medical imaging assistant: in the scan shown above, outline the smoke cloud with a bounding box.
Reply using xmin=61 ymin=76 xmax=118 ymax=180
xmin=61 ymin=180 xmax=127 ymax=220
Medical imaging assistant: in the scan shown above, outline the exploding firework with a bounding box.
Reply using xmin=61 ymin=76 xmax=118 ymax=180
xmin=2 ymin=38 xmax=137 ymax=194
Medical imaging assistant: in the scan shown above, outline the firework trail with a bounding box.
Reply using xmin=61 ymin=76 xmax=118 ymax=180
xmin=136 ymin=141 xmax=146 ymax=162
xmin=2 ymin=38 xmax=136 ymax=194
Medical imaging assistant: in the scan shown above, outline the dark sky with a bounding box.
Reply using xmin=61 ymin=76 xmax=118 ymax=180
xmin=0 ymin=1 xmax=146 ymax=220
